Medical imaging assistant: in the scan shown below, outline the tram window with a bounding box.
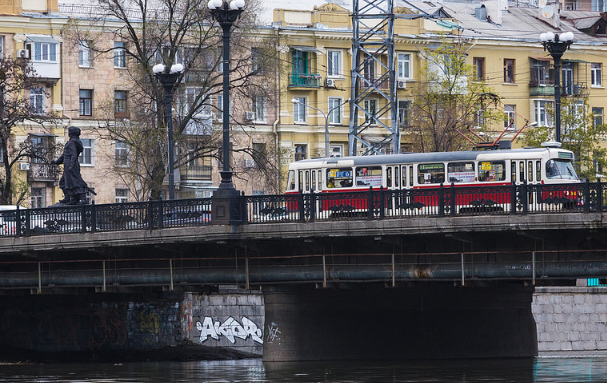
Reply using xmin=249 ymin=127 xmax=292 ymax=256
xmin=447 ymin=162 xmax=475 ymax=183
xmin=287 ymin=170 xmax=296 ymax=191
xmin=304 ymin=170 xmax=310 ymax=191
xmin=536 ymin=161 xmax=541 ymax=181
xmin=312 ymin=170 xmax=317 ymax=190
xmin=387 ymin=167 xmax=392 ymax=187
xmin=511 ymin=162 xmax=516 ymax=183
xmin=528 ymin=162 xmax=534 ymax=182
xmin=519 ymin=162 xmax=524 ymax=182
xmin=355 ymin=166 xmax=382 ymax=187
xmin=418 ymin=163 xmax=445 ymax=184
xmin=409 ymin=165 xmax=413 ymax=187
xmin=479 ymin=161 xmax=506 ymax=182
xmin=327 ymin=168 xmax=353 ymax=188
xmin=394 ymin=166 xmax=400 ymax=187
xmin=298 ymin=171 xmax=303 ymax=191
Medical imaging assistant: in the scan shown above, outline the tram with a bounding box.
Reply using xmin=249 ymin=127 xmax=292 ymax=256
xmin=285 ymin=143 xmax=581 ymax=213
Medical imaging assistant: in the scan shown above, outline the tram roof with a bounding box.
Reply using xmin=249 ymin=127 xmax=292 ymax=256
xmin=290 ymin=147 xmax=568 ymax=169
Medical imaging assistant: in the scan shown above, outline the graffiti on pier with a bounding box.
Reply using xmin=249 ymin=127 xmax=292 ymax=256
xmin=266 ymin=322 xmax=281 ymax=344
xmin=196 ymin=316 xmax=263 ymax=344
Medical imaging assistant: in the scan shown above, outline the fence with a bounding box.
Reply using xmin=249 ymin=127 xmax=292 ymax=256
xmin=0 ymin=180 xmax=604 ymax=237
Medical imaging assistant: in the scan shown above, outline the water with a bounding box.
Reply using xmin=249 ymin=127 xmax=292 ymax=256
xmin=1 ymin=357 xmax=607 ymax=382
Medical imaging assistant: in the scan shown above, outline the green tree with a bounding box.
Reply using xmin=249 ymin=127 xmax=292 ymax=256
xmin=519 ymin=97 xmax=607 ymax=180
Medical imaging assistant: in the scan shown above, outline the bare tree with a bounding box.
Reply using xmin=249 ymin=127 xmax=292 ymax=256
xmin=406 ymin=41 xmax=501 ymax=152
xmin=63 ymin=0 xmax=279 ymax=200
xmin=0 ymin=58 xmax=59 ymax=205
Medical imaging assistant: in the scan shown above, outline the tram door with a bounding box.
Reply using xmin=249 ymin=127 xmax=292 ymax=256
xmin=386 ymin=166 xmax=400 ymax=190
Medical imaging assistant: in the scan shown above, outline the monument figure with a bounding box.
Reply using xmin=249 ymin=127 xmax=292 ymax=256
xmin=51 ymin=126 xmax=93 ymax=205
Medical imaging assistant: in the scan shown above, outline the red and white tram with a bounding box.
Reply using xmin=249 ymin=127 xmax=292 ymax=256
xmin=285 ymin=143 xmax=580 ymax=213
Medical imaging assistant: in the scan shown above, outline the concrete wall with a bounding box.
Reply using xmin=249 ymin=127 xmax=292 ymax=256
xmin=182 ymin=292 xmax=265 ymax=356
xmin=263 ymin=283 xmax=538 ymax=362
xmin=0 ymin=291 xmax=265 ymax=357
xmin=533 ymin=286 xmax=607 ymax=353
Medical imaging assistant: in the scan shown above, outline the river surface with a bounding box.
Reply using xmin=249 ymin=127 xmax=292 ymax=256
xmin=1 ymin=357 xmax=607 ymax=382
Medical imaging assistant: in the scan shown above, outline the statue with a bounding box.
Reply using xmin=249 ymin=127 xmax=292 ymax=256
xmin=51 ymin=126 xmax=92 ymax=205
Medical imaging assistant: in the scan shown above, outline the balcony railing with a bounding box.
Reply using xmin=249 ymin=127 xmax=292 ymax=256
xmin=288 ymin=73 xmax=321 ymax=88
xmin=180 ymin=165 xmax=212 ymax=181
xmin=28 ymin=163 xmax=59 ymax=183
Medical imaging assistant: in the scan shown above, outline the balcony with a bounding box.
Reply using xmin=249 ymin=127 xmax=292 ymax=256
xmin=181 ymin=165 xmax=212 ymax=181
xmin=529 ymin=82 xmax=555 ymax=97
xmin=28 ymin=163 xmax=59 ymax=183
xmin=288 ymin=73 xmax=321 ymax=88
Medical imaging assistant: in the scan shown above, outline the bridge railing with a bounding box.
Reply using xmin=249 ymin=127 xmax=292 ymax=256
xmin=0 ymin=180 xmax=602 ymax=237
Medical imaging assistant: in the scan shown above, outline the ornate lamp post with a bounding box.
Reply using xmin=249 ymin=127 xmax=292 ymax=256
xmin=153 ymin=63 xmax=184 ymax=200
xmin=291 ymin=98 xmax=350 ymax=157
xmin=540 ymin=31 xmax=574 ymax=143
xmin=208 ymin=0 xmax=245 ymax=224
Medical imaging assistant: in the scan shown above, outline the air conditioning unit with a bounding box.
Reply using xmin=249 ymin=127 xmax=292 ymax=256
xmin=325 ymin=78 xmax=336 ymax=88
xmin=244 ymin=111 xmax=255 ymax=121
xmin=397 ymin=80 xmax=406 ymax=89
xmin=243 ymin=159 xmax=256 ymax=168
xmin=18 ymin=163 xmax=30 ymax=171
xmin=17 ymin=49 xmax=29 ymax=59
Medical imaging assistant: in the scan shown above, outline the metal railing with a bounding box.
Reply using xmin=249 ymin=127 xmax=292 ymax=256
xmin=0 ymin=180 xmax=603 ymax=237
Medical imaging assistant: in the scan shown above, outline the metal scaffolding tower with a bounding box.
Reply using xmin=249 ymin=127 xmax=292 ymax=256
xmin=348 ymin=0 xmax=428 ymax=156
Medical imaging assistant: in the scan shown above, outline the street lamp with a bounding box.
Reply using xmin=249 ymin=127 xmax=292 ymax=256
xmin=540 ymin=31 xmax=574 ymax=143
xmin=291 ymin=98 xmax=350 ymax=157
xmin=208 ymin=0 xmax=245 ymax=224
xmin=153 ymin=63 xmax=184 ymax=200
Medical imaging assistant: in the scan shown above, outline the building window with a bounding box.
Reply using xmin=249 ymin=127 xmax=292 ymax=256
xmin=253 ymin=96 xmax=265 ymax=122
xmin=363 ymin=99 xmax=377 ymax=125
xmin=115 ymin=188 xmax=129 ymax=203
xmin=327 ymin=50 xmax=342 ymax=77
xmin=562 ymin=62 xmax=574 ymax=95
xmin=534 ymin=100 xmax=553 ymax=127
xmin=26 ymin=41 xmax=57 ymax=62
xmin=363 ymin=53 xmax=376 ymax=83
xmin=114 ymin=41 xmax=126 ymax=68
xmin=115 ymin=141 xmax=129 ymax=166
xmin=31 ymin=187 xmax=46 ymax=208
xmin=79 ymin=41 xmax=92 ymax=67
xmin=398 ymin=100 xmax=411 ymax=128
xmin=505 ymin=104 xmax=516 ymax=130
xmin=328 ymin=97 xmax=343 ymax=124
xmin=293 ymin=97 xmax=306 ymax=123
xmin=115 ymin=90 xmax=127 ymax=116
xmin=292 ymin=49 xmax=309 ymax=75
xmin=530 ymin=59 xmax=550 ymax=86
xmin=79 ymin=138 xmax=94 ymax=165
xmin=0 ymin=36 xmax=4 ymax=58
xmin=592 ymin=63 xmax=602 ymax=87
xmin=473 ymin=57 xmax=485 ymax=81
xmin=503 ymin=59 xmax=515 ymax=83
xmin=294 ymin=144 xmax=307 ymax=161
xmin=397 ymin=53 xmax=412 ymax=80
xmin=79 ymin=89 xmax=92 ymax=116
xmin=30 ymin=88 xmax=45 ymax=114
xmin=251 ymin=47 xmax=263 ymax=74
xmin=252 ymin=142 xmax=266 ymax=168
xmin=593 ymin=107 xmax=604 ymax=127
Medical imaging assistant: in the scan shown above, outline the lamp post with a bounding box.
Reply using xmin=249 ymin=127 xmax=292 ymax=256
xmin=540 ymin=31 xmax=574 ymax=143
xmin=153 ymin=63 xmax=184 ymax=200
xmin=291 ymin=98 xmax=350 ymax=157
xmin=208 ymin=0 xmax=245 ymax=224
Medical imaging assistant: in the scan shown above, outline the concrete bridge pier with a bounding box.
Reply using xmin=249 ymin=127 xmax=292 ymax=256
xmin=262 ymin=282 xmax=538 ymax=361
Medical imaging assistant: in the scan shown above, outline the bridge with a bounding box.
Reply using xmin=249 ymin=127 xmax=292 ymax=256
xmin=1 ymin=182 xmax=607 ymax=361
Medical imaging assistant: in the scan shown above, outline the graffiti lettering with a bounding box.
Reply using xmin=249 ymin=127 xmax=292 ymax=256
xmin=196 ymin=316 xmax=263 ymax=344
xmin=266 ymin=322 xmax=281 ymax=343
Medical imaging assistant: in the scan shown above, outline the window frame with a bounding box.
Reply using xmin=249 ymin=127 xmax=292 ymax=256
xmin=473 ymin=57 xmax=485 ymax=81
xmin=114 ymin=41 xmax=126 ymax=68
xmin=79 ymin=138 xmax=94 ymax=166
xmin=293 ymin=97 xmax=307 ymax=123
xmin=327 ymin=49 xmax=343 ymax=77
xmin=115 ymin=141 xmax=129 ymax=167
xmin=79 ymin=40 xmax=92 ymax=68
xmin=504 ymin=104 xmax=516 ymax=130
xmin=503 ymin=59 xmax=515 ymax=84
xmin=534 ymin=99 xmax=553 ymax=127
xmin=30 ymin=88 xmax=45 ymax=115
xmin=591 ymin=63 xmax=602 ymax=87
xmin=26 ymin=41 xmax=57 ymax=62
xmin=397 ymin=52 xmax=412 ymax=80
xmin=398 ymin=99 xmax=412 ymax=128
xmin=114 ymin=90 xmax=127 ymax=117
xmin=253 ymin=95 xmax=266 ymax=123
xmin=115 ymin=188 xmax=129 ymax=203
xmin=79 ymin=89 xmax=93 ymax=116
xmin=328 ymin=97 xmax=343 ymax=125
